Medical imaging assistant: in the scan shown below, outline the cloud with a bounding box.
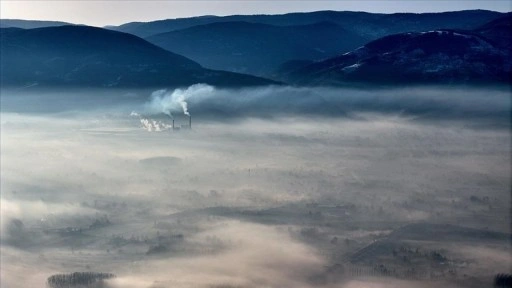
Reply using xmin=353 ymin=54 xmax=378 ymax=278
xmin=107 ymin=221 xmax=324 ymax=288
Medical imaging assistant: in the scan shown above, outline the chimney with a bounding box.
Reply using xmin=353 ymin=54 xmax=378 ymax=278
xmin=189 ymin=115 xmax=192 ymax=129
xmin=172 ymin=119 xmax=175 ymax=130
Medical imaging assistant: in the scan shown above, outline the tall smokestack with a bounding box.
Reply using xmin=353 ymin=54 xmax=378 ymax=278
xmin=189 ymin=115 xmax=192 ymax=129
xmin=172 ymin=119 xmax=175 ymax=130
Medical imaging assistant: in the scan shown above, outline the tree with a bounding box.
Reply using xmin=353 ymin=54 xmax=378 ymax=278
xmin=46 ymin=272 xmax=115 ymax=288
xmin=494 ymin=274 xmax=512 ymax=288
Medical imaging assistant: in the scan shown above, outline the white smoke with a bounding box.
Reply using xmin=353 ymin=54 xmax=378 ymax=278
xmin=139 ymin=118 xmax=170 ymax=132
xmin=180 ymin=100 xmax=189 ymax=116
xmin=145 ymin=84 xmax=215 ymax=117
xmin=131 ymin=111 xmax=170 ymax=132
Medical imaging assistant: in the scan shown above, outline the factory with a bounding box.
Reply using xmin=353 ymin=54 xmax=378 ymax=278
xmin=171 ymin=115 xmax=192 ymax=131
xmin=134 ymin=112 xmax=191 ymax=132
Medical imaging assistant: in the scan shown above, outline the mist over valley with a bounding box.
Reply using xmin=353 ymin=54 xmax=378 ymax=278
xmin=1 ymin=5 xmax=511 ymax=288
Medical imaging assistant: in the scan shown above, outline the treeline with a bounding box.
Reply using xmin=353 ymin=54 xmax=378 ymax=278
xmin=46 ymin=272 xmax=115 ymax=288
xmin=494 ymin=274 xmax=512 ymax=288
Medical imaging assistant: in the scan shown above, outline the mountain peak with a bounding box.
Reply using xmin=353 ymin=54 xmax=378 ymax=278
xmin=0 ymin=25 xmax=276 ymax=88
xmin=284 ymin=25 xmax=511 ymax=85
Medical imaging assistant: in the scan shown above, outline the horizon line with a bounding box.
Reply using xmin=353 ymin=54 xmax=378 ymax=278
xmin=0 ymin=8 xmax=509 ymax=27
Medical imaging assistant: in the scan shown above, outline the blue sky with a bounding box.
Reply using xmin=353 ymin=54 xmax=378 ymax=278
xmin=1 ymin=0 xmax=510 ymax=26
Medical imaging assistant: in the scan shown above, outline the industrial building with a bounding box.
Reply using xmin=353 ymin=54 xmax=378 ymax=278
xmin=171 ymin=115 xmax=192 ymax=131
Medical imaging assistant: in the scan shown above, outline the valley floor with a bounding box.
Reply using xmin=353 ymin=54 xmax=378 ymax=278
xmin=1 ymin=91 xmax=510 ymax=288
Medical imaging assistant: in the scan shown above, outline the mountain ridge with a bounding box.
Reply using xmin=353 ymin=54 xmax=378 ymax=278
xmin=145 ymin=20 xmax=369 ymax=76
xmin=283 ymin=26 xmax=511 ymax=85
xmin=109 ymin=10 xmax=504 ymax=39
xmin=0 ymin=19 xmax=75 ymax=29
xmin=0 ymin=25 xmax=278 ymax=88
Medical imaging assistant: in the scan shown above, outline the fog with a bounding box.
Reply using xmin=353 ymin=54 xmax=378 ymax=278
xmin=2 ymin=85 xmax=510 ymax=125
xmin=0 ymin=85 xmax=510 ymax=288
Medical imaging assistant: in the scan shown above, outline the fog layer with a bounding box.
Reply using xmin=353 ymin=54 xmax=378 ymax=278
xmin=1 ymin=85 xmax=510 ymax=288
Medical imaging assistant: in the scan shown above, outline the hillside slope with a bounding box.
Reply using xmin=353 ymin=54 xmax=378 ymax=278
xmin=146 ymin=21 xmax=368 ymax=76
xmin=0 ymin=25 xmax=276 ymax=88
xmin=283 ymin=20 xmax=511 ymax=85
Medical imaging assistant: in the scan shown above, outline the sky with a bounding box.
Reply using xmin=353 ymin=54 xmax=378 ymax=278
xmin=0 ymin=0 xmax=511 ymax=27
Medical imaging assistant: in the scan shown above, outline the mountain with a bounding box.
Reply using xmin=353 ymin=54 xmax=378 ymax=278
xmin=0 ymin=19 xmax=73 ymax=29
xmin=111 ymin=10 xmax=505 ymax=79
xmin=472 ymin=13 xmax=512 ymax=49
xmin=284 ymin=28 xmax=511 ymax=85
xmin=145 ymin=21 xmax=369 ymax=76
xmin=109 ymin=10 xmax=504 ymax=39
xmin=0 ymin=25 xmax=277 ymax=88
xmin=108 ymin=15 xmax=223 ymax=38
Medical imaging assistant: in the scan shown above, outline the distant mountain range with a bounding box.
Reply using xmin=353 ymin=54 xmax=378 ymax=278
xmin=0 ymin=19 xmax=73 ymax=29
xmin=111 ymin=10 xmax=506 ymax=78
xmin=1 ymin=10 xmax=510 ymax=87
xmin=145 ymin=21 xmax=369 ymax=76
xmin=0 ymin=25 xmax=276 ymax=88
xmin=108 ymin=10 xmax=503 ymax=39
xmin=282 ymin=14 xmax=512 ymax=85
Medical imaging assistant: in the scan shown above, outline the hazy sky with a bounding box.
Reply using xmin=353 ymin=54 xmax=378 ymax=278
xmin=1 ymin=0 xmax=511 ymax=27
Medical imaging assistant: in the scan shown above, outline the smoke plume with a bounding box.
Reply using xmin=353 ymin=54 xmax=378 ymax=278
xmin=145 ymin=84 xmax=215 ymax=118
xmin=130 ymin=111 xmax=170 ymax=132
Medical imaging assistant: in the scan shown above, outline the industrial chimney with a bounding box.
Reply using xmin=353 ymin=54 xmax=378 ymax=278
xmin=189 ymin=115 xmax=192 ymax=129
